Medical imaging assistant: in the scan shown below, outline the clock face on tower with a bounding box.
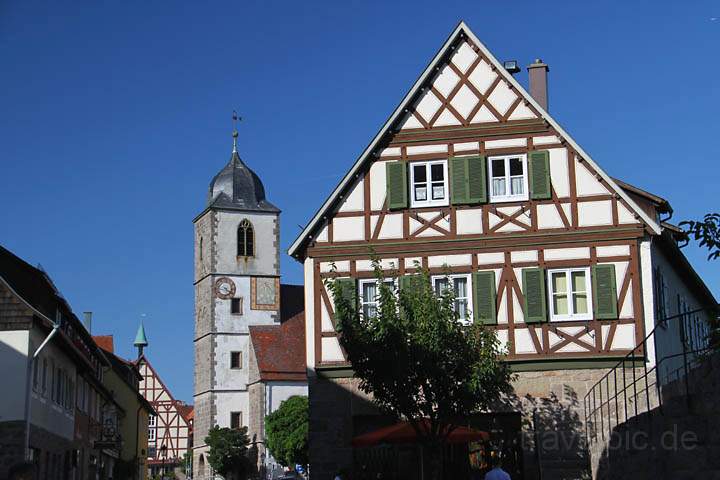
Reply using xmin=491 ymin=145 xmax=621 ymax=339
xmin=214 ymin=277 xmax=236 ymax=299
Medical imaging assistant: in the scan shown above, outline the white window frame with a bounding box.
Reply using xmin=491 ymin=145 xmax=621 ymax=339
xmin=409 ymin=160 xmax=449 ymax=208
xmin=148 ymin=427 xmax=156 ymax=441
xmin=431 ymin=274 xmax=473 ymax=324
xmin=149 ymin=414 xmax=156 ymax=427
xmin=488 ymin=154 xmax=529 ymax=203
xmin=358 ymin=278 xmax=397 ymax=318
xmin=547 ymin=267 xmax=593 ymax=321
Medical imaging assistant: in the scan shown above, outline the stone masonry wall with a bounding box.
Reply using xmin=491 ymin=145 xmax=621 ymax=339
xmin=590 ymin=352 xmax=720 ymax=480
xmin=309 ymin=367 xmax=619 ymax=480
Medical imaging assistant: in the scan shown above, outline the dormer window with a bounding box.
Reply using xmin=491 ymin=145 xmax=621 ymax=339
xmin=237 ymin=219 xmax=254 ymax=257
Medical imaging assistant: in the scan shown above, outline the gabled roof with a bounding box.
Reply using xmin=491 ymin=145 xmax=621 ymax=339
xmin=93 ymin=335 xmax=115 ymax=353
xmin=249 ymin=311 xmax=306 ymax=381
xmin=288 ymin=21 xmax=661 ymax=258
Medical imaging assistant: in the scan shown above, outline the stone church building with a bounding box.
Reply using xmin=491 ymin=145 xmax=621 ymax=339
xmin=192 ymin=135 xmax=306 ymax=479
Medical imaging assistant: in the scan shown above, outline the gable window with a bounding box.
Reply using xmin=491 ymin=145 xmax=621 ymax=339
xmin=237 ymin=219 xmax=254 ymax=257
xmin=547 ymin=268 xmax=592 ymax=321
xmin=230 ymin=351 xmax=242 ymax=369
xmin=149 ymin=414 xmax=156 ymax=427
xmin=231 ymin=297 xmax=242 ymax=315
xmin=359 ymin=279 xmax=396 ymax=318
xmin=230 ymin=411 xmax=242 ymax=429
xmin=433 ymin=275 xmax=472 ymax=323
xmin=488 ymin=154 xmax=528 ymax=202
xmin=410 ymin=160 xmax=448 ymax=208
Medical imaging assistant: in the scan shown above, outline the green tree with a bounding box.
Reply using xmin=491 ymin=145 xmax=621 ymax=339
xmin=681 ymin=213 xmax=720 ymax=260
xmin=328 ymin=262 xmax=514 ymax=480
xmin=265 ymin=395 xmax=309 ymax=469
xmin=204 ymin=425 xmax=253 ymax=479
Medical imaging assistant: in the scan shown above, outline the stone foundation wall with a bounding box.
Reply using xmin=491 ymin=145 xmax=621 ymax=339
xmin=309 ymin=366 xmax=617 ymax=480
xmin=590 ymin=352 xmax=720 ymax=480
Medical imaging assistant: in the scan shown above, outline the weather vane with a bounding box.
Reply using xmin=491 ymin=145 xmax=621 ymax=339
xmin=232 ymin=110 xmax=242 ymax=153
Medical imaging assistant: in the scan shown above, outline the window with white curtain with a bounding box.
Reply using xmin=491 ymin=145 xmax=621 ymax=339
xmin=410 ymin=160 xmax=448 ymax=207
xmin=359 ymin=279 xmax=396 ymax=318
xmin=433 ymin=275 xmax=473 ymax=323
xmin=488 ymin=154 xmax=528 ymax=202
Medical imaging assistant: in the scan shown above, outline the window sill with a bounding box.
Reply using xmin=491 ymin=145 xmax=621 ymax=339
xmin=490 ymin=195 xmax=529 ymax=204
xmin=410 ymin=200 xmax=450 ymax=209
xmin=550 ymin=315 xmax=593 ymax=322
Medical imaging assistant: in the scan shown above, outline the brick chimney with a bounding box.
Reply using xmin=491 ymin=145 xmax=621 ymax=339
xmin=527 ymin=59 xmax=549 ymax=111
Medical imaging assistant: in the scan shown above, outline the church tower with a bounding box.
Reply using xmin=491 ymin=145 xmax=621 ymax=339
xmin=192 ymin=128 xmax=281 ymax=479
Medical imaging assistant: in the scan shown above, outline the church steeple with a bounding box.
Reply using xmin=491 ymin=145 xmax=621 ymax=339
xmin=134 ymin=323 xmax=148 ymax=358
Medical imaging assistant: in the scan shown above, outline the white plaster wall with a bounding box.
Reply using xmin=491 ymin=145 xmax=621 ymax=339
xmin=213 ymin=276 xmax=276 ymax=334
xmin=0 ymin=330 xmax=28 ymax=422
xmin=578 ymin=200 xmax=613 ymax=226
xmin=215 ymin=390 xmax=250 ymax=429
xmin=575 ymin=159 xmax=609 ymax=197
xmin=214 ymin=335 xmax=249 ymax=390
xmin=266 ymin=382 xmax=308 ymax=414
xmin=304 ymin=259 xmax=315 ymax=374
xmin=650 ymin=240 xmax=716 ymax=383
xmin=215 ymin=211 xmax=278 ymax=276
xmin=369 ymin=162 xmax=387 ymax=210
xmin=28 ymin=329 xmax=75 ymax=440
xmin=332 ymin=217 xmax=365 ymax=242
xmin=337 ymin=179 xmax=364 ymax=213
xmin=548 ymin=148 xmax=570 ymax=198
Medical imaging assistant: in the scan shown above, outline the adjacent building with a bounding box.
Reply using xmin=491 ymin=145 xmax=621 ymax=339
xmin=135 ymin=327 xmax=193 ymax=478
xmin=192 ymin=135 xmax=307 ymax=479
xmin=287 ymin=21 xmax=717 ymax=479
xmin=94 ymin=335 xmax=155 ymax=480
xmin=247 ymin=301 xmax=307 ymax=476
xmin=0 ymin=245 xmax=123 ymax=479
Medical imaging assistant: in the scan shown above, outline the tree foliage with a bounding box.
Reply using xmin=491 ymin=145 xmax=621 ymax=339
xmin=681 ymin=213 xmax=720 ymax=260
xmin=204 ymin=425 xmax=253 ymax=479
xmin=328 ymin=261 xmax=514 ymax=478
xmin=265 ymin=395 xmax=309 ymax=469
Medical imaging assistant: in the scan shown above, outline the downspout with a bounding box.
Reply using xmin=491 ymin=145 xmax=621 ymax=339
xmin=135 ymin=404 xmax=143 ymax=480
xmin=24 ymin=321 xmax=61 ymax=460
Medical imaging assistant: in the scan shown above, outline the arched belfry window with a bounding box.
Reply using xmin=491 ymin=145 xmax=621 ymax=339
xmin=237 ymin=219 xmax=254 ymax=257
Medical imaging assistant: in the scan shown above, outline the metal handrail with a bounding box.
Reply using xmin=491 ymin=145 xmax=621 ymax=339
xmin=583 ymin=305 xmax=718 ymax=443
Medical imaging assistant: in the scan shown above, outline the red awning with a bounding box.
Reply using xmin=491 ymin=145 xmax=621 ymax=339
xmin=352 ymin=419 xmax=489 ymax=447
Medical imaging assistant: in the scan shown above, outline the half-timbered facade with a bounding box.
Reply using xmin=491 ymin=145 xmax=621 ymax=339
xmin=137 ymin=352 xmax=192 ymax=477
xmin=289 ymin=22 xmax=717 ymax=479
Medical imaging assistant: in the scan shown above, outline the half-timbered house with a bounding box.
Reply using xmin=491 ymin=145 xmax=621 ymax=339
xmin=288 ymin=21 xmax=717 ymax=478
xmin=136 ymin=328 xmax=192 ymax=478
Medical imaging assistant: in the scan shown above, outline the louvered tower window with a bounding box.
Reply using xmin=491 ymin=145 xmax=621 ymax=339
xmin=237 ymin=219 xmax=254 ymax=257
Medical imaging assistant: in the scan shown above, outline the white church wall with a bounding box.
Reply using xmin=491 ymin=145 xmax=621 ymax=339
xmin=215 ymin=211 xmax=278 ymax=276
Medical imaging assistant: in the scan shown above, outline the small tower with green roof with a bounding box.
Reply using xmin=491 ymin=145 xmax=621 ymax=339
xmin=134 ymin=323 xmax=148 ymax=358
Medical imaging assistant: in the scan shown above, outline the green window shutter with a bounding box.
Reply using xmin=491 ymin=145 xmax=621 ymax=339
xmin=592 ymin=264 xmax=618 ymax=319
xmin=472 ymin=271 xmax=496 ymax=325
xmin=450 ymin=157 xmax=469 ymax=205
xmin=386 ymin=162 xmax=407 ymax=210
xmin=332 ymin=278 xmax=356 ymax=332
xmin=522 ymin=268 xmax=547 ymax=323
xmin=467 ymin=155 xmax=487 ymax=203
xmin=398 ymin=274 xmax=423 ymax=295
xmin=528 ymin=150 xmax=551 ymax=200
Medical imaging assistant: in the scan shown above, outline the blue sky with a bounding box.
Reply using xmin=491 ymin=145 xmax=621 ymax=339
xmin=1 ymin=0 xmax=718 ymax=402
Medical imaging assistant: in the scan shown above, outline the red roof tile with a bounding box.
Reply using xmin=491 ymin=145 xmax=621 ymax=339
xmin=250 ymin=292 xmax=307 ymax=380
xmin=93 ymin=335 xmax=114 ymax=353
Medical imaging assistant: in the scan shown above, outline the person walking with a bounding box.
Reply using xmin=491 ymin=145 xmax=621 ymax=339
xmin=484 ymin=454 xmax=510 ymax=480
